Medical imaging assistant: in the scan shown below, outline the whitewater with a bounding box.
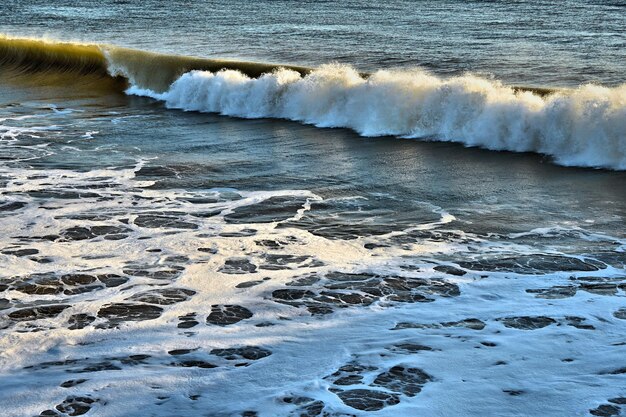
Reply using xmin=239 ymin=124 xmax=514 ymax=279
xmin=127 ymin=65 xmax=626 ymax=170
xmin=2 ymin=35 xmax=625 ymax=170
xmin=0 ymin=1 xmax=625 ymax=415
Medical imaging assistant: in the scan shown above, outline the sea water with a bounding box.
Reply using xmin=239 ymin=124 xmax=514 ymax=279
xmin=0 ymin=1 xmax=625 ymax=416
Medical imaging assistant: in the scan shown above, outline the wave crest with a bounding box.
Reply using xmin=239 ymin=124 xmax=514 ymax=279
xmin=129 ymin=65 xmax=626 ymax=170
xmin=1 ymin=36 xmax=624 ymax=170
xmin=0 ymin=36 xmax=308 ymax=92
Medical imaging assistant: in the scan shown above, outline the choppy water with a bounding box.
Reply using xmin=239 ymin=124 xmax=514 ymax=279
xmin=1 ymin=1 xmax=625 ymax=417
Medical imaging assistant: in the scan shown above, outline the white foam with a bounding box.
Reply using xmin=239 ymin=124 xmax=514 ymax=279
xmin=2 ymin=77 xmax=626 ymax=417
xmin=126 ymin=65 xmax=626 ymax=170
xmin=0 ymin=154 xmax=625 ymax=416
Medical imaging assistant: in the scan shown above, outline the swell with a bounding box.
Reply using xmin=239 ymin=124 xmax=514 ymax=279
xmin=0 ymin=36 xmax=310 ymax=93
xmin=1 ymin=36 xmax=625 ymax=170
xmin=0 ymin=36 xmax=127 ymax=93
xmin=0 ymin=36 xmax=110 ymax=76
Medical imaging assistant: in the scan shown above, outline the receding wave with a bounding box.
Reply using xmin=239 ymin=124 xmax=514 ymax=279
xmin=2 ymin=36 xmax=625 ymax=170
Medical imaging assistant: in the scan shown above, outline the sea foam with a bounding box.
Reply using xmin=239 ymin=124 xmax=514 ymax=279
xmin=127 ymin=65 xmax=626 ymax=170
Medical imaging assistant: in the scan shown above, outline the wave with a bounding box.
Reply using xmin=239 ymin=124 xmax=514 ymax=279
xmin=131 ymin=67 xmax=626 ymax=170
xmin=0 ymin=36 xmax=309 ymax=92
xmin=1 ymin=36 xmax=625 ymax=170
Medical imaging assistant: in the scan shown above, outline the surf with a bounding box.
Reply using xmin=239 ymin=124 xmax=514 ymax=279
xmin=1 ymin=35 xmax=625 ymax=170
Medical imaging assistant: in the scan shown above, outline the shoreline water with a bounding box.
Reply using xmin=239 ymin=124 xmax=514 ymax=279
xmin=1 ymin=3 xmax=625 ymax=415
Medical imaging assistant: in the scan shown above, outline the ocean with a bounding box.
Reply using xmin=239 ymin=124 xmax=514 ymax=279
xmin=0 ymin=1 xmax=625 ymax=416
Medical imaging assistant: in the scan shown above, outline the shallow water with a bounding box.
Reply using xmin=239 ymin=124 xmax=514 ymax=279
xmin=1 ymin=2 xmax=625 ymax=417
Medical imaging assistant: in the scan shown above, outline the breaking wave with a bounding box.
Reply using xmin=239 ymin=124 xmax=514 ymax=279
xmin=130 ymin=67 xmax=626 ymax=170
xmin=1 ymin=36 xmax=625 ymax=170
xmin=0 ymin=35 xmax=309 ymax=92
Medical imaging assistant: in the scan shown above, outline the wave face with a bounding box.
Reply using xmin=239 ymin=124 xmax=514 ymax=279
xmin=104 ymin=47 xmax=310 ymax=93
xmin=0 ymin=36 xmax=109 ymax=76
xmin=129 ymin=66 xmax=626 ymax=170
xmin=0 ymin=36 xmax=309 ymax=92
xmin=1 ymin=36 xmax=625 ymax=170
